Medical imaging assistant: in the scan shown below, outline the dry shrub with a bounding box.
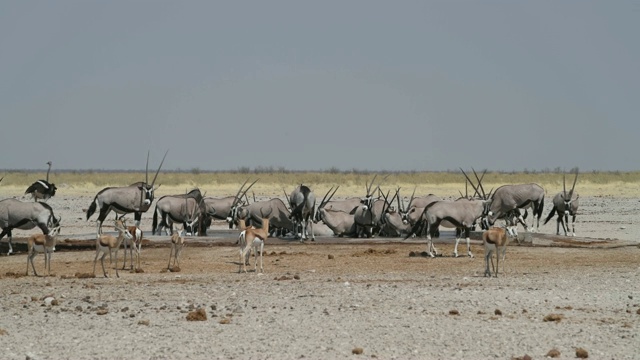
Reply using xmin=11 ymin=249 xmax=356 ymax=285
xmin=352 ymin=347 xmax=364 ymax=355
xmin=576 ymin=347 xmax=589 ymax=358
xmin=546 ymin=348 xmax=561 ymax=358
xmin=186 ymin=308 xmax=207 ymax=321
xmin=543 ymin=313 xmax=564 ymax=322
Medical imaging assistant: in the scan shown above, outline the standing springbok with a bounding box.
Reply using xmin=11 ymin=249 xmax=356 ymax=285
xmin=544 ymin=172 xmax=579 ymax=236
xmin=0 ymin=199 xmax=61 ymax=255
xmin=168 ymin=228 xmax=185 ymax=270
xmin=482 ymin=226 xmax=515 ymax=277
xmin=25 ymin=161 xmax=58 ymax=202
xmin=26 ymin=223 xmax=61 ymax=276
xmin=86 ymin=151 xmax=167 ymax=234
xmin=285 ymin=184 xmax=316 ymax=241
xmin=121 ymin=218 xmax=143 ymax=271
xmin=93 ymin=219 xmax=133 ymax=278
xmin=238 ymin=209 xmax=272 ymax=273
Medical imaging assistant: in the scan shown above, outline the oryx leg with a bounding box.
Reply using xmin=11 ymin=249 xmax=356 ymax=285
xmin=463 ymin=227 xmax=473 ymax=258
xmin=570 ymin=214 xmax=576 ymax=237
xmin=557 ymin=214 xmax=567 ymax=236
xmin=453 ymin=227 xmax=462 ymax=257
xmin=425 ymin=223 xmax=438 ymax=257
xmin=0 ymin=228 xmax=14 ymax=255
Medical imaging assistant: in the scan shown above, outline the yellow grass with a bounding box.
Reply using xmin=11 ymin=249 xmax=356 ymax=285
xmin=1 ymin=171 xmax=640 ymax=198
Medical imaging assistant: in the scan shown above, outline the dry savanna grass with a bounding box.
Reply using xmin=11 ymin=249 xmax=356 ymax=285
xmin=2 ymin=170 xmax=640 ymax=198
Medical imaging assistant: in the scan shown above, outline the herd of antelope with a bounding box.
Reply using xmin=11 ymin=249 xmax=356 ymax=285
xmin=0 ymin=154 xmax=581 ymax=278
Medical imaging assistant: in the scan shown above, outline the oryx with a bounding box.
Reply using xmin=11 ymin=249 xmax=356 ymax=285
xmin=233 ymin=198 xmax=294 ymax=236
xmin=0 ymin=198 xmax=61 ymax=255
xmin=314 ymin=186 xmax=358 ymax=237
xmin=380 ymin=189 xmax=411 ymax=237
xmin=225 ymin=179 xmax=259 ymax=229
xmin=460 ymin=168 xmax=545 ymax=233
xmin=354 ymin=188 xmax=397 ymax=238
xmin=25 ymin=161 xmax=57 ymax=202
xmin=544 ymin=172 xmax=579 ymax=236
xmin=285 ymin=184 xmax=316 ymax=241
xmin=406 ymin=199 xmax=486 ymax=258
xmin=86 ymin=151 xmax=167 ymax=234
xmin=152 ymin=188 xmax=204 ymax=235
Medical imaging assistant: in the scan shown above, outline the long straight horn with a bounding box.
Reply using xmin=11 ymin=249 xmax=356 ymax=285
xmin=319 ymin=186 xmax=335 ymax=209
xmin=408 ymin=186 xmax=416 ymax=208
xmin=145 ymin=151 xmax=150 ymax=184
xmin=571 ymin=171 xmax=578 ymax=194
xmin=232 ymin=178 xmax=250 ymax=207
xmin=283 ymin=188 xmax=291 ymax=207
xmin=366 ymin=175 xmax=377 ymax=196
xmin=395 ymin=188 xmax=402 ymax=212
xmin=460 ymin=168 xmax=481 ymax=198
xmin=46 ymin=161 xmax=52 ymax=182
xmin=472 ymin=168 xmax=487 ymax=199
xmin=563 ymin=174 xmax=567 ymax=198
xmin=150 ymin=150 xmax=169 ymax=187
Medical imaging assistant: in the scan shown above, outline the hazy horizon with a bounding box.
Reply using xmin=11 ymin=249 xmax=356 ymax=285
xmin=2 ymin=1 xmax=638 ymax=172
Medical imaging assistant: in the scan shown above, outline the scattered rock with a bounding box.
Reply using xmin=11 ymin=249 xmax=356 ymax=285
xmin=543 ymin=313 xmax=564 ymax=322
xmin=576 ymin=347 xmax=589 ymax=358
xmin=328 ymin=254 xmax=334 ymax=259
xmin=449 ymin=310 xmax=459 ymax=315
xmin=546 ymin=348 xmax=561 ymax=358
xmin=511 ymin=355 xmax=531 ymax=360
xmin=293 ymin=274 xmax=300 ymax=280
xmin=75 ymin=272 xmax=95 ymax=279
xmin=495 ymin=309 xmax=502 ymax=316
xmin=134 ymin=268 xmax=144 ymax=273
xmin=219 ymin=318 xmax=231 ymax=324
xmin=169 ymin=266 xmax=181 ymax=272
xmin=0 ymin=329 xmax=7 ymax=336
xmin=44 ymin=297 xmax=56 ymax=306
xmin=138 ymin=319 xmax=150 ymax=326
xmin=275 ymin=275 xmax=292 ymax=281
xmin=96 ymin=308 xmax=109 ymax=315
xmin=636 ymin=308 xmax=640 ymax=315
xmin=186 ymin=308 xmax=207 ymax=321
xmin=352 ymin=347 xmax=364 ymax=355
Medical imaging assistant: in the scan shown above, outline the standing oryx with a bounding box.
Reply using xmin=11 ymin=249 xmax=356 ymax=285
xmin=0 ymin=198 xmax=61 ymax=255
xmin=354 ymin=189 xmax=396 ymax=238
xmin=25 ymin=161 xmax=57 ymax=202
xmin=224 ymin=179 xmax=259 ymax=229
xmin=233 ymin=198 xmax=294 ymax=236
xmin=461 ymin=169 xmax=545 ymax=232
xmin=544 ymin=172 xmax=579 ymax=236
xmin=152 ymin=188 xmax=204 ymax=235
xmin=314 ymin=186 xmax=358 ymax=237
xmin=405 ymin=199 xmax=486 ymax=258
xmin=285 ymin=184 xmax=316 ymax=241
xmin=86 ymin=151 xmax=167 ymax=234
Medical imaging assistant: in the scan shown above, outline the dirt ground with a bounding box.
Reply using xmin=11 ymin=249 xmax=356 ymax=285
xmin=0 ymin=192 xmax=639 ymax=359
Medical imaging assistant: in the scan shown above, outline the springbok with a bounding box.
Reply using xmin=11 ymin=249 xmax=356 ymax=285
xmin=168 ymin=228 xmax=185 ymax=270
xmin=544 ymin=172 xmax=579 ymax=236
xmin=93 ymin=219 xmax=133 ymax=278
xmin=0 ymin=198 xmax=61 ymax=255
xmin=120 ymin=218 xmax=143 ymax=271
xmin=25 ymin=161 xmax=57 ymax=202
xmin=482 ymin=226 xmax=515 ymax=277
xmin=26 ymin=223 xmax=61 ymax=276
xmin=238 ymin=209 xmax=272 ymax=273
xmin=86 ymin=151 xmax=167 ymax=234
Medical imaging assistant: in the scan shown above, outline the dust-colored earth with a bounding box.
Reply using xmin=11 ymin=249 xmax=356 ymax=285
xmin=0 ymin=191 xmax=639 ymax=359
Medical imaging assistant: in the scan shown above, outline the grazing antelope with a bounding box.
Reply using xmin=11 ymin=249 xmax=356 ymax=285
xmin=0 ymin=199 xmax=61 ymax=255
xmin=482 ymin=226 xmax=513 ymax=277
xmin=26 ymin=223 xmax=61 ymax=276
xmin=152 ymin=188 xmax=204 ymax=235
xmin=93 ymin=219 xmax=133 ymax=278
xmin=285 ymin=184 xmax=316 ymax=241
xmin=168 ymin=228 xmax=185 ymax=270
xmin=238 ymin=209 xmax=272 ymax=273
xmin=544 ymin=172 xmax=579 ymax=236
xmin=120 ymin=218 xmax=143 ymax=271
xmin=25 ymin=161 xmax=58 ymax=202
xmin=86 ymin=151 xmax=167 ymax=234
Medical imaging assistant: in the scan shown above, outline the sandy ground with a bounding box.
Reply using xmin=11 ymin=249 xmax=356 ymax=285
xmin=0 ymin=191 xmax=639 ymax=359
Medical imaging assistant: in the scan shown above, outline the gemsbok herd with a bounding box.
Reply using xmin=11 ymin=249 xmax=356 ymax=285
xmin=1 ymin=157 xmax=582 ymax=279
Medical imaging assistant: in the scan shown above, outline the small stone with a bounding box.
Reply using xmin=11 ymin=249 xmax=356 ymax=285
xmin=328 ymin=254 xmax=334 ymax=259
xmin=576 ymin=347 xmax=589 ymax=358
xmin=138 ymin=319 xmax=150 ymax=326
xmin=546 ymin=348 xmax=561 ymax=358
xmin=449 ymin=309 xmax=459 ymax=315
xmin=352 ymin=347 xmax=364 ymax=355
xmin=186 ymin=308 xmax=207 ymax=321
xmin=96 ymin=308 xmax=108 ymax=315
xmin=495 ymin=309 xmax=502 ymax=316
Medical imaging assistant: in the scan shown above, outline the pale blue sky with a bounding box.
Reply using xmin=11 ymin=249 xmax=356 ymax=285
xmin=1 ymin=1 xmax=638 ymax=172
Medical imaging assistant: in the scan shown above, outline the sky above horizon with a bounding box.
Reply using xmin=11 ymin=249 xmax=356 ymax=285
xmin=1 ymin=1 xmax=638 ymax=172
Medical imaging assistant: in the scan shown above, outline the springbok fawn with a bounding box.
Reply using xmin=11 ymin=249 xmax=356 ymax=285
xmin=168 ymin=228 xmax=185 ymax=270
xmin=93 ymin=219 xmax=132 ymax=278
xmin=239 ymin=208 xmax=272 ymax=273
xmin=26 ymin=224 xmax=61 ymax=276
